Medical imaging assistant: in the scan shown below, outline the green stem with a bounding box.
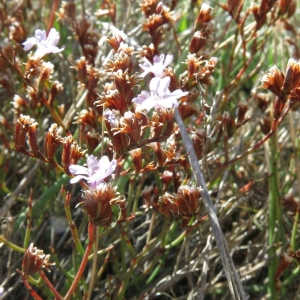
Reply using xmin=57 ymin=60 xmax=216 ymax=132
xmin=24 ymin=190 xmax=33 ymax=249
xmin=0 ymin=235 xmax=24 ymax=253
xmin=268 ymin=134 xmax=282 ymax=299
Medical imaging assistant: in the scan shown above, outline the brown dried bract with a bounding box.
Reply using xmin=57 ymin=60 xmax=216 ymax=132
xmin=22 ymin=243 xmax=54 ymax=276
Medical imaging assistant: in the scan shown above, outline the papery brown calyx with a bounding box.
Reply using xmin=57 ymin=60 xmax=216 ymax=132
xmin=150 ymin=142 xmax=166 ymax=166
xmin=27 ymin=120 xmax=44 ymax=159
xmin=150 ymin=108 xmax=175 ymax=141
xmin=129 ymin=149 xmax=143 ymax=173
xmin=22 ymin=243 xmax=54 ymax=276
xmin=62 ymin=136 xmax=86 ymax=174
xmin=153 ymin=185 xmax=201 ymax=227
xmin=282 ymin=59 xmax=300 ymax=95
xmin=97 ymin=87 xmax=128 ymax=115
xmin=115 ymin=111 xmax=145 ymax=146
xmin=48 ymin=81 xmax=63 ymax=106
xmin=139 ymin=44 xmax=156 ymax=62
xmin=259 ymin=116 xmax=271 ymax=135
xmin=73 ymin=18 xmax=100 ymax=65
xmin=83 ymin=183 xmax=126 ymax=227
xmin=237 ymin=101 xmax=250 ymax=126
xmin=254 ymin=92 xmax=270 ymax=112
xmin=192 ymin=129 xmax=206 ymax=159
xmin=218 ymin=111 xmax=236 ymax=138
xmin=221 ymin=0 xmax=244 ymax=21
xmin=75 ymin=108 xmax=98 ymax=129
xmin=114 ymin=70 xmax=140 ymax=104
xmin=58 ymin=1 xmax=76 ymax=20
xmin=104 ymin=109 xmax=129 ymax=155
xmin=105 ymin=45 xmax=134 ymax=73
xmin=189 ymin=31 xmax=207 ymax=54
xmin=194 ymin=3 xmax=213 ymax=31
xmin=140 ymin=0 xmax=161 ymax=17
xmin=107 ymin=34 xmax=124 ymax=52
xmin=274 ymin=97 xmax=285 ymax=119
xmin=44 ymin=124 xmax=64 ymax=161
xmin=290 ymin=86 xmax=300 ymax=106
xmin=278 ymin=0 xmax=296 ymax=17
xmin=24 ymin=54 xmax=44 ymax=78
xmin=274 ymin=251 xmax=293 ymax=291
xmin=260 ymin=65 xmax=285 ymax=98
xmin=14 ymin=114 xmax=38 ymax=153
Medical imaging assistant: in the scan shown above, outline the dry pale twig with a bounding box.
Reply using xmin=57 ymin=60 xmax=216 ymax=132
xmin=174 ymin=108 xmax=247 ymax=300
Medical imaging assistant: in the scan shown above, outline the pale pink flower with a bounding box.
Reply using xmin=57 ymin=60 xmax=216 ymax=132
xmin=22 ymin=28 xmax=64 ymax=58
xmin=69 ymin=155 xmax=116 ymax=189
xmin=132 ymin=76 xmax=188 ymax=111
xmin=140 ymin=54 xmax=173 ymax=78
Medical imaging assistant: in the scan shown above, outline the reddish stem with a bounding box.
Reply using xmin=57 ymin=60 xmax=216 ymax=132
xmin=47 ymin=0 xmax=60 ymax=35
xmin=21 ymin=276 xmax=43 ymax=300
xmin=64 ymin=222 xmax=96 ymax=300
xmin=39 ymin=270 xmax=63 ymax=299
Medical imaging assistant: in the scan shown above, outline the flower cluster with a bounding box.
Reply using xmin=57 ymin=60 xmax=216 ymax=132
xmin=132 ymin=76 xmax=188 ymax=111
xmin=132 ymin=54 xmax=188 ymax=111
xmin=68 ymin=155 xmax=126 ymax=227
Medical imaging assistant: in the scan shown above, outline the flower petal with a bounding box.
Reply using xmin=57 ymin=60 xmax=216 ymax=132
xmin=47 ymin=28 xmax=60 ymax=47
xmin=70 ymin=175 xmax=88 ymax=184
xmin=69 ymin=164 xmax=89 ymax=176
xmin=22 ymin=37 xmax=38 ymax=51
xmin=164 ymin=55 xmax=173 ymax=67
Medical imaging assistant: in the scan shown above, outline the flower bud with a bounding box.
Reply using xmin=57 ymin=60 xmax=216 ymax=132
xmin=62 ymin=137 xmax=85 ymax=174
xmin=44 ymin=124 xmax=64 ymax=161
xmin=189 ymin=31 xmax=206 ymax=53
xmin=282 ymin=58 xmax=300 ymax=95
xmin=192 ymin=129 xmax=206 ymax=159
xmin=104 ymin=109 xmax=129 ymax=155
xmin=260 ymin=65 xmax=285 ymax=98
xmin=153 ymin=186 xmax=201 ymax=227
xmin=27 ymin=121 xmax=44 ymax=159
xmin=129 ymin=149 xmax=142 ymax=173
xmin=237 ymin=101 xmax=249 ymax=126
xmin=14 ymin=115 xmax=38 ymax=153
xmin=150 ymin=142 xmax=166 ymax=166
xmin=48 ymin=81 xmax=63 ymax=106
xmin=260 ymin=116 xmax=271 ymax=135
xmin=194 ymin=3 xmax=213 ymax=31
xmin=275 ymin=251 xmax=293 ymax=291
xmin=107 ymin=34 xmax=124 ymax=52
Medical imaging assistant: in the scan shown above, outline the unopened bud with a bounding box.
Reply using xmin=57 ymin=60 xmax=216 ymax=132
xmin=14 ymin=115 xmax=38 ymax=152
xmin=44 ymin=124 xmax=63 ymax=161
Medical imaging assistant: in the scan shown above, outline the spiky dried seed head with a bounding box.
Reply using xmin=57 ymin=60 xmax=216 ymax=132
xmin=22 ymin=243 xmax=54 ymax=276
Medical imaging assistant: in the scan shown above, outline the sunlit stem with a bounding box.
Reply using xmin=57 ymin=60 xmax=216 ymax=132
xmin=64 ymin=222 xmax=96 ymax=300
xmin=21 ymin=276 xmax=43 ymax=300
xmin=38 ymin=270 xmax=63 ymax=300
xmin=24 ymin=189 xmax=33 ymax=249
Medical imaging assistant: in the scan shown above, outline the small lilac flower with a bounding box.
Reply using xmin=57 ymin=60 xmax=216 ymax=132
xmin=132 ymin=76 xmax=188 ymax=111
xmin=22 ymin=28 xmax=64 ymax=58
xmin=69 ymin=155 xmax=116 ymax=189
xmin=140 ymin=54 xmax=173 ymax=78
